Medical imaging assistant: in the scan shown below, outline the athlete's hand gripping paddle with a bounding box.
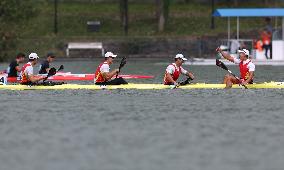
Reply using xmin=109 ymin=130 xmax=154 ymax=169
xmin=179 ymin=77 xmax=193 ymax=86
xmin=171 ymin=77 xmax=193 ymax=89
xmin=43 ymin=67 xmax=56 ymax=82
xmin=216 ymin=59 xmax=248 ymax=89
xmin=57 ymin=65 xmax=64 ymax=72
xmin=43 ymin=65 xmax=64 ymax=82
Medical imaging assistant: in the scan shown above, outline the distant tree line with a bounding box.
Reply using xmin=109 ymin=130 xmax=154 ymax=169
xmin=119 ymin=0 xmax=275 ymax=35
xmin=59 ymin=0 xmax=275 ymax=3
xmin=0 ymin=0 xmax=38 ymax=60
xmin=119 ymin=0 xmax=170 ymax=34
xmin=0 ymin=0 xmax=279 ymax=60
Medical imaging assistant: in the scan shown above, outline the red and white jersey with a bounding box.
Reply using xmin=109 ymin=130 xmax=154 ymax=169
xmin=94 ymin=62 xmax=110 ymax=83
xmin=20 ymin=62 xmax=33 ymax=83
xmin=164 ymin=63 xmax=188 ymax=84
xmin=233 ymin=58 xmax=255 ymax=80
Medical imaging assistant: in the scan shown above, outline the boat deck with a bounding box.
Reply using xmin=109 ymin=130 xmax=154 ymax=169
xmin=1 ymin=82 xmax=284 ymax=90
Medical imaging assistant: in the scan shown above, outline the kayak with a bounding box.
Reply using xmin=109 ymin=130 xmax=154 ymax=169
xmin=0 ymin=82 xmax=283 ymax=90
xmin=7 ymin=73 xmax=154 ymax=83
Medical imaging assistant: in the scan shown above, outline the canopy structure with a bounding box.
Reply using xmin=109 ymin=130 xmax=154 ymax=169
xmin=213 ymin=8 xmax=284 ymax=42
xmin=213 ymin=8 xmax=284 ymax=17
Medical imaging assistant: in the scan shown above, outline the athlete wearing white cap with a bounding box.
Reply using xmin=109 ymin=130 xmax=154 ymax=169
xmin=20 ymin=53 xmax=46 ymax=84
xmin=164 ymin=54 xmax=194 ymax=85
xmin=94 ymin=52 xmax=127 ymax=85
xmin=216 ymin=47 xmax=255 ymax=88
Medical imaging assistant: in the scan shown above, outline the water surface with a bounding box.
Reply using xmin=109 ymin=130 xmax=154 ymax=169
xmin=0 ymin=59 xmax=284 ymax=170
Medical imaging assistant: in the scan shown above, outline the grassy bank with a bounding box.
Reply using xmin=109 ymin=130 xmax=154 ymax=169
xmin=2 ymin=1 xmax=283 ymax=60
xmin=19 ymin=1 xmax=282 ymax=37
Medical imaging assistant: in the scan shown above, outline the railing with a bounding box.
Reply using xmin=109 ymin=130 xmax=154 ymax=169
xmin=220 ymin=39 xmax=256 ymax=58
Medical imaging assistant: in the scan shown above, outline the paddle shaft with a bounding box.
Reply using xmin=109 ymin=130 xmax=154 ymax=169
xmin=216 ymin=58 xmax=248 ymax=89
xmin=179 ymin=77 xmax=193 ymax=85
xmin=226 ymin=69 xmax=248 ymax=88
xmin=171 ymin=77 xmax=193 ymax=89
xmin=116 ymin=66 xmax=122 ymax=79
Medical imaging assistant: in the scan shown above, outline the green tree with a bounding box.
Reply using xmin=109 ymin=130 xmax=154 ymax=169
xmin=156 ymin=0 xmax=170 ymax=32
xmin=119 ymin=0 xmax=128 ymax=35
xmin=0 ymin=0 xmax=38 ymax=61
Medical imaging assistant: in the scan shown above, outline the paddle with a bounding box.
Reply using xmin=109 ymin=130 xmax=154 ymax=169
xmin=42 ymin=67 xmax=56 ymax=82
xmin=171 ymin=77 xmax=193 ymax=89
xmin=43 ymin=65 xmax=64 ymax=82
xmin=216 ymin=59 xmax=248 ymax=89
xmin=179 ymin=77 xmax=193 ymax=86
xmin=57 ymin=65 xmax=64 ymax=72
xmin=116 ymin=57 xmax=127 ymax=78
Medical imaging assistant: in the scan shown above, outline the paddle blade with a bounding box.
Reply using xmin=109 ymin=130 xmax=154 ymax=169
xmin=116 ymin=57 xmax=127 ymax=78
xmin=58 ymin=65 xmax=64 ymax=71
xmin=43 ymin=67 xmax=56 ymax=82
xmin=216 ymin=59 xmax=229 ymax=71
xmin=48 ymin=67 xmax=56 ymax=77
xmin=243 ymin=84 xmax=248 ymax=89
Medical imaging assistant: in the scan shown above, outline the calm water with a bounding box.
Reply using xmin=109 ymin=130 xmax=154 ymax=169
xmin=0 ymin=58 xmax=284 ymax=170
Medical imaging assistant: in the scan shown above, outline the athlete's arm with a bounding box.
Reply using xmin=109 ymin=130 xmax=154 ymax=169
xmin=15 ymin=66 xmax=21 ymax=72
xmin=186 ymin=72 xmax=194 ymax=80
xmin=28 ymin=74 xmax=46 ymax=83
xmin=165 ymin=72 xmax=177 ymax=84
xmin=243 ymin=63 xmax=255 ymax=84
xmin=25 ymin=66 xmax=45 ymax=83
xmin=45 ymin=68 xmax=50 ymax=73
xmin=102 ymin=69 xmax=119 ymax=81
xmin=165 ymin=65 xmax=178 ymax=85
xmin=216 ymin=47 xmax=235 ymax=63
xmin=181 ymin=67 xmax=194 ymax=80
xmin=243 ymin=71 xmax=254 ymax=85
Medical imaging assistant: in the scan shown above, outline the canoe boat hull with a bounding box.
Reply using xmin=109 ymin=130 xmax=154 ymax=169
xmin=1 ymin=82 xmax=284 ymax=90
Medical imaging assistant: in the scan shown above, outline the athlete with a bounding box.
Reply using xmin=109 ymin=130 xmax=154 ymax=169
xmin=94 ymin=52 xmax=127 ymax=85
xmin=216 ymin=47 xmax=255 ymax=88
xmin=7 ymin=53 xmax=25 ymax=77
xmin=20 ymin=53 xmax=46 ymax=85
xmin=164 ymin=54 xmax=194 ymax=86
xmin=39 ymin=52 xmax=56 ymax=74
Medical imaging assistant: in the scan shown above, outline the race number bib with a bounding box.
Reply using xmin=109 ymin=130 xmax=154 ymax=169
xmin=0 ymin=74 xmax=7 ymax=85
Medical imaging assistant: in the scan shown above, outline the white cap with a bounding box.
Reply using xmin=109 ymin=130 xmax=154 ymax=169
xmin=29 ymin=53 xmax=39 ymax=59
xmin=105 ymin=52 xmax=117 ymax=58
xmin=238 ymin=49 xmax=249 ymax=56
xmin=175 ymin=54 xmax=187 ymax=61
